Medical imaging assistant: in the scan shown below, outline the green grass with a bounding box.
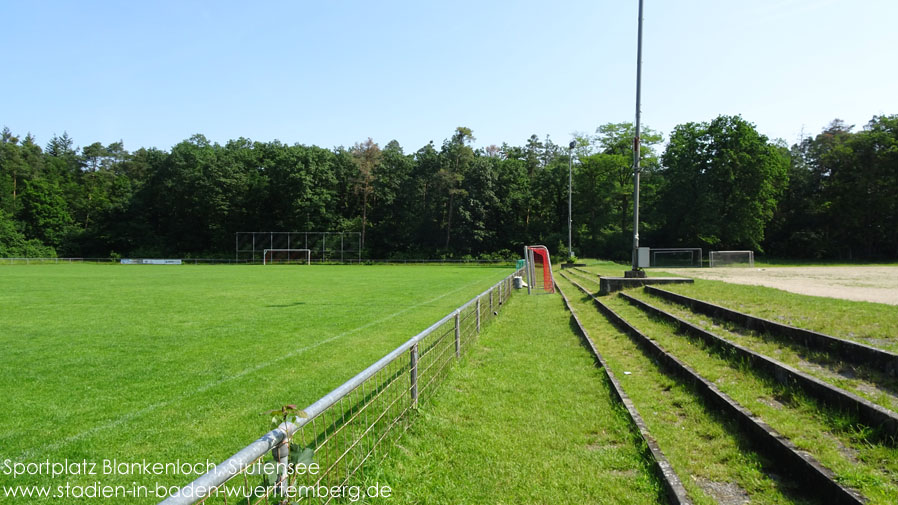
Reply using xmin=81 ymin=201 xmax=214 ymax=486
xmin=605 ymin=290 xmax=898 ymax=505
xmin=5 ymin=260 xmax=895 ymax=503
xmin=629 ymin=289 xmax=898 ymax=413
xmin=0 ymin=263 xmax=510 ymax=503
xmin=556 ymin=274 xmax=816 ymax=505
xmin=373 ymin=292 xmax=664 ymax=504
xmin=578 ymin=259 xmax=680 ymax=279
xmin=580 ymin=259 xmax=630 ymax=276
xmin=658 ymin=280 xmax=898 ymax=353
xmin=562 ymin=266 xmax=602 ymax=287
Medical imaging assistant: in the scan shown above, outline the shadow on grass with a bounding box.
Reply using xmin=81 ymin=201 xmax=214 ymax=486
xmin=264 ymin=302 xmax=307 ymax=308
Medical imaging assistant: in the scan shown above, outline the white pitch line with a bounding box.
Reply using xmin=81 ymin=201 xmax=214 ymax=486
xmin=20 ymin=278 xmax=487 ymax=459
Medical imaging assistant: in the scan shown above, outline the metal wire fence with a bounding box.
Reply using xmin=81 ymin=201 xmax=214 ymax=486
xmin=0 ymin=257 xmax=249 ymax=265
xmin=1 ymin=257 xmax=118 ymax=264
xmin=0 ymin=257 xmax=517 ymax=266
xmin=235 ymin=232 xmax=362 ymax=263
xmin=159 ymin=268 xmax=522 ymax=505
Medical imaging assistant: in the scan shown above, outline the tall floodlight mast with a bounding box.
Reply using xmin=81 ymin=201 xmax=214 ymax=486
xmin=630 ymin=0 xmax=645 ymax=276
xmin=568 ymin=140 xmax=576 ymax=258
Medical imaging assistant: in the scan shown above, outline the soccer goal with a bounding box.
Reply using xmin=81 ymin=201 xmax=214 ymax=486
xmin=263 ymin=249 xmax=311 ymax=265
xmin=236 ymin=231 xmax=361 ymax=263
xmin=709 ymin=250 xmax=754 ymax=268
xmin=524 ymin=245 xmax=555 ymax=294
xmin=649 ymin=248 xmax=703 ymax=268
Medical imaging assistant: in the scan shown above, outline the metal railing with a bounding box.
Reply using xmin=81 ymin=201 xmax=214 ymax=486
xmin=159 ymin=268 xmax=523 ymax=505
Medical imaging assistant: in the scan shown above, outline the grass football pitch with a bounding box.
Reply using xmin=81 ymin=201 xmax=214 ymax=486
xmin=0 ymin=263 xmax=511 ymax=502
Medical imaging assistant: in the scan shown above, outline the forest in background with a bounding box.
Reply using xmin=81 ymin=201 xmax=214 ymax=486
xmin=1 ymin=114 xmax=896 ymax=261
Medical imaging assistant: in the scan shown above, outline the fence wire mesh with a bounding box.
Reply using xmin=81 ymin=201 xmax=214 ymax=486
xmin=160 ymin=270 xmax=520 ymax=505
xmin=235 ymin=232 xmax=362 ymax=263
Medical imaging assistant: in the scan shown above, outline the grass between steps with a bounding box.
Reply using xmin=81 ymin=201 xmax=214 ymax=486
xmin=372 ymin=291 xmax=664 ymax=504
xmin=604 ymin=291 xmax=898 ymax=505
xmin=577 ymin=260 xmax=680 ymax=279
xmin=579 ymin=260 xmax=632 ymax=277
xmin=556 ymin=274 xmax=817 ymax=505
xmin=629 ymin=288 xmax=898 ymax=413
xmin=657 ymin=280 xmax=898 ymax=353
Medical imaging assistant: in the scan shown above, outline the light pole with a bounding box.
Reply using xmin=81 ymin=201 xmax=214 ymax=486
xmin=568 ymin=140 xmax=576 ymax=259
xmin=629 ymin=0 xmax=646 ymax=278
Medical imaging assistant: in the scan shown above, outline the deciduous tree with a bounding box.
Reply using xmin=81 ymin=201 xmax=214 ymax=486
xmin=658 ymin=115 xmax=788 ymax=250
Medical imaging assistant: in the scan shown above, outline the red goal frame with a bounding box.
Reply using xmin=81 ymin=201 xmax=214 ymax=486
xmin=525 ymin=245 xmax=555 ymax=294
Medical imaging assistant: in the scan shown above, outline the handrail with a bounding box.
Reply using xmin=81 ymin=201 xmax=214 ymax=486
xmin=160 ymin=267 xmax=522 ymax=505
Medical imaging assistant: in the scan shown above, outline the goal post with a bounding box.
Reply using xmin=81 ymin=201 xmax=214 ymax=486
xmin=236 ymin=232 xmax=362 ymax=263
xmin=263 ymin=249 xmax=311 ymax=265
xmin=709 ymin=250 xmax=754 ymax=268
xmin=524 ymin=245 xmax=555 ymax=294
xmin=649 ymin=248 xmax=703 ymax=268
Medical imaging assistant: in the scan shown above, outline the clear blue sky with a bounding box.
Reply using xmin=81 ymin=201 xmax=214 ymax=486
xmin=2 ymin=0 xmax=896 ymax=152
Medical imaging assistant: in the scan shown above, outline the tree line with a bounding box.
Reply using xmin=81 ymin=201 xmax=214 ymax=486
xmin=1 ymin=114 xmax=896 ymax=261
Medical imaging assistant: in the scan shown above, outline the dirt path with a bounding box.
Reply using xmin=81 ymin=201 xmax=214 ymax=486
xmin=658 ymin=266 xmax=898 ymax=305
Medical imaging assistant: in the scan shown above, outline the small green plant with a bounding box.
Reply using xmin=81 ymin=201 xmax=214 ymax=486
xmin=268 ymin=405 xmax=314 ymax=466
xmin=259 ymin=405 xmax=313 ymax=489
xmin=265 ymin=404 xmax=308 ymax=431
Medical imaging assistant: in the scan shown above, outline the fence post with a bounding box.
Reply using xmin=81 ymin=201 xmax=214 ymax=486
xmin=274 ymin=438 xmax=289 ymax=493
xmin=410 ymin=344 xmax=418 ymax=408
xmin=454 ymin=311 xmax=461 ymax=358
xmin=272 ymin=420 xmax=296 ymax=495
xmin=489 ymin=289 xmax=493 ymax=312
xmin=476 ymin=297 xmax=481 ymax=333
xmin=498 ymin=282 xmax=502 ymax=305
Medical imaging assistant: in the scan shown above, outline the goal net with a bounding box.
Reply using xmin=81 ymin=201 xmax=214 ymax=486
xmin=524 ymin=245 xmax=555 ymax=294
xmin=709 ymin=250 xmax=754 ymax=268
xmin=235 ymin=232 xmax=361 ymax=263
xmin=649 ymin=248 xmax=702 ymax=268
xmin=263 ymin=249 xmax=311 ymax=265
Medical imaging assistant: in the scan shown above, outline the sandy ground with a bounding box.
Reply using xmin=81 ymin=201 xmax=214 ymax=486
xmin=658 ymin=266 xmax=898 ymax=305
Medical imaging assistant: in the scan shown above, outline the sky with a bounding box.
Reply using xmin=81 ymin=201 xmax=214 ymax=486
xmin=1 ymin=0 xmax=896 ymax=153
